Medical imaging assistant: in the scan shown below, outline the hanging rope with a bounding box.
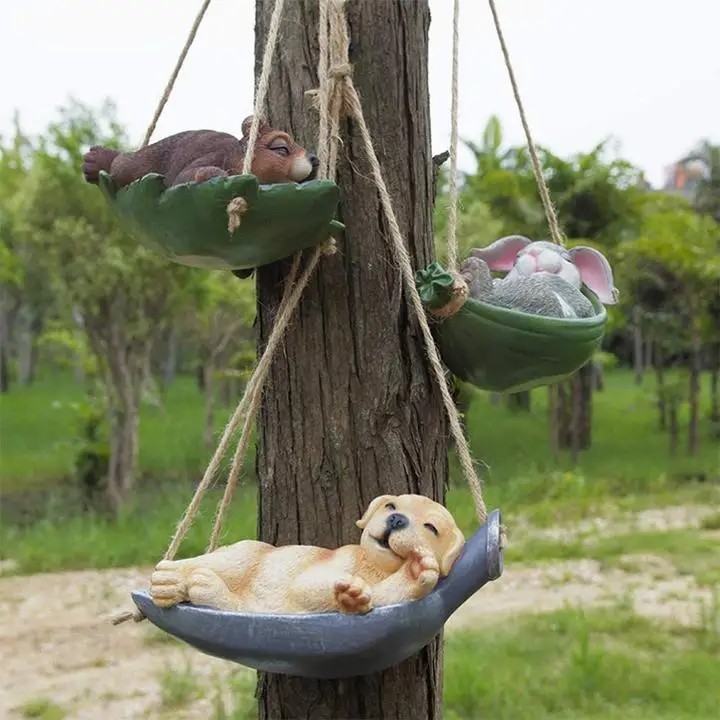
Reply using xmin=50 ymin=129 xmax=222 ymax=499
xmin=112 ymin=0 xmax=506 ymax=627
xmin=241 ymin=0 xmax=287 ymax=175
xmin=486 ymin=0 xmax=565 ymax=247
xmin=140 ymin=0 xmax=213 ymax=148
xmin=445 ymin=0 xmax=461 ymax=272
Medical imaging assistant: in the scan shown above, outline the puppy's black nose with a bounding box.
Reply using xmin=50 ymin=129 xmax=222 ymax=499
xmin=308 ymin=152 xmax=319 ymax=168
xmin=386 ymin=513 xmax=409 ymax=532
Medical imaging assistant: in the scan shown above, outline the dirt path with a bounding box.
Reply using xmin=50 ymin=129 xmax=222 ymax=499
xmin=1 ymin=506 xmax=716 ymax=719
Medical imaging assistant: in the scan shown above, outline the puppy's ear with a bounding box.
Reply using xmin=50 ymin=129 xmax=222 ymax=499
xmin=439 ymin=527 xmax=465 ymax=576
xmin=356 ymin=495 xmax=397 ymax=529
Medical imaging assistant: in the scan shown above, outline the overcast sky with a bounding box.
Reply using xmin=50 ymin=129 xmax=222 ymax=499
xmin=4 ymin=0 xmax=718 ymax=187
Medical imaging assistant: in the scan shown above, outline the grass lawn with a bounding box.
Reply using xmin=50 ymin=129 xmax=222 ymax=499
xmin=2 ymin=368 xmax=717 ymax=495
xmin=1 ymin=367 xmax=718 ymax=572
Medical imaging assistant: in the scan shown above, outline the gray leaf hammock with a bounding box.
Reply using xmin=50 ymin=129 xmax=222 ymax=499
xmin=132 ymin=512 xmax=503 ymax=678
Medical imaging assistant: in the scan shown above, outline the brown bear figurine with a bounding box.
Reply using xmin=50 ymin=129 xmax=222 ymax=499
xmin=82 ymin=116 xmax=320 ymax=190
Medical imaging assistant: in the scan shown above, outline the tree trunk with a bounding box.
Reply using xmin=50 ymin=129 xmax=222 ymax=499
xmin=16 ymin=305 xmax=43 ymax=386
xmin=654 ymin=345 xmax=667 ymax=431
xmin=559 ymin=364 xmax=593 ymax=451
xmin=163 ymin=327 xmax=178 ymax=389
xmin=668 ymin=397 xmax=679 ymax=456
xmin=632 ymin=305 xmax=644 ymax=385
xmin=196 ymin=362 xmax=206 ymax=392
xmin=687 ymin=319 xmax=701 ymax=455
xmin=16 ymin=305 xmax=35 ymax=386
xmin=203 ymin=362 xmax=215 ymax=449
xmin=0 ymin=288 xmax=21 ymax=393
xmin=254 ymin=1 xmax=446 ymax=718
xmin=106 ymin=394 xmax=141 ymax=512
xmin=570 ymin=372 xmax=582 ymax=465
xmin=547 ymin=384 xmax=560 ymax=463
xmin=506 ymin=390 xmax=531 ymax=412
xmin=710 ymin=343 xmax=719 ymax=435
xmin=592 ymin=359 xmax=604 ymax=392
xmin=102 ymin=336 xmax=148 ymax=513
xmin=644 ymin=337 xmax=653 ymax=372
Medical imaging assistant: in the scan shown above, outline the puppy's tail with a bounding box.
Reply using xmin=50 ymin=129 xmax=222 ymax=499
xmin=82 ymin=146 xmax=120 ymax=184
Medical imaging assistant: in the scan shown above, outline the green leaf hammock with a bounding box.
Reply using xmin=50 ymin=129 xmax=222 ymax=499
xmin=415 ymin=262 xmax=607 ymax=394
xmin=96 ymin=171 xmax=345 ymax=271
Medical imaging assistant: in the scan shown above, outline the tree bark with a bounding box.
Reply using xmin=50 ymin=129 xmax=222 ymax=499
xmin=0 ymin=287 xmax=21 ymax=393
xmin=687 ymin=319 xmax=701 ymax=455
xmin=254 ymin=1 xmax=446 ymax=718
xmin=163 ymin=326 xmax=178 ymax=389
xmin=632 ymin=305 xmax=644 ymax=385
xmin=558 ymin=364 xmax=593 ymax=451
xmin=669 ymin=397 xmax=679 ymax=456
xmin=97 ymin=323 xmax=148 ymax=513
xmin=15 ymin=305 xmax=43 ymax=386
xmin=654 ymin=345 xmax=667 ymax=430
xmin=710 ymin=343 xmax=719 ymax=433
xmin=203 ymin=362 xmax=215 ymax=449
xmin=506 ymin=390 xmax=531 ymax=412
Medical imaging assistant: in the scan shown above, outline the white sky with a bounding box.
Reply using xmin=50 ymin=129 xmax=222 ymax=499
xmin=3 ymin=0 xmax=719 ymax=187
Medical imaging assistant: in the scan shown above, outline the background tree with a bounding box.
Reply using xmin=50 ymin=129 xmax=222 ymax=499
xmin=10 ymin=100 xmax=195 ymax=512
xmin=617 ymin=202 xmax=720 ymax=455
xmin=186 ymin=271 xmax=255 ymax=447
xmin=253 ymin=0 xmax=448 ymax=717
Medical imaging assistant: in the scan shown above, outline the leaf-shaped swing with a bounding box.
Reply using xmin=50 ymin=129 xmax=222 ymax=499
xmin=96 ymin=170 xmax=345 ymax=271
xmin=110 ymin=0 xmax=504 ymax=682
xmin=131 ymin=510 xmax=502 ymax=679
xmin=416 ymin=263 xmax=607 ymax=393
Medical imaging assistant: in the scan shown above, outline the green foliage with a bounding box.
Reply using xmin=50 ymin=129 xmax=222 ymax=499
xmin=190 ymin=270 xmax=256 ymax=367
xmin=616 ymin=201 xmax=720 ymax=352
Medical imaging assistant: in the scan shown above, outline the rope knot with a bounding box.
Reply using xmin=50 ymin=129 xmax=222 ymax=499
xmin=227 ymin=197 xmax=249 ymax=234
xmin=329 ymin=63 xmax=352 ymax=79
xmin=429 ymin=272 xmax=469 ymax=318
xmin=322 ymin=237 xmax=338 ymax=255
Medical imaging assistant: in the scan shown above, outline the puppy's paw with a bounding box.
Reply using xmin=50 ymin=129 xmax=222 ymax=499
xmin=334 ymin=576 xmax=373 ymax=614
xmin=150 ymin=560 xmax=189 ymax=608
xmin=407 ymin=553 xmax=440 ymax=589
xmin=186 ymin=568 xmax=238 ymax=611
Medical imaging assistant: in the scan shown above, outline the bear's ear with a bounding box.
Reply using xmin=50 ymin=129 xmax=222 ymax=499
xmin=241 ymin=115 xmax=270 ymax=138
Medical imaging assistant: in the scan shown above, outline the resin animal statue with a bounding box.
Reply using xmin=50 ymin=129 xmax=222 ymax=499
xmin=149 ymin=494 xmax=465 ymax=615
xmin=459 ymin=235 xmax=617 ymax=319
xmin=81 ymin=115 xmax=319 ymax=190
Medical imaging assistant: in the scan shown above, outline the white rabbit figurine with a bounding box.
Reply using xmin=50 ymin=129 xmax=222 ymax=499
xmin=459 ymin=235 xmax=617 ymax=319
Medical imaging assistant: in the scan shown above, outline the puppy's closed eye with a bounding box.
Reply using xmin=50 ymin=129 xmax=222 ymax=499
xmin=385 ymin=502 xmax=396 ymax=511
xmin=424 ymin=523 xmax=439 ymax=536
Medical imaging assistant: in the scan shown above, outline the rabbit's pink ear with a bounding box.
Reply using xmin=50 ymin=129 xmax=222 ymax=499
xmin=568 ymin=246 xmax=617 ymax=304
xmin=470 ymin=235 xmax=531 ymax=271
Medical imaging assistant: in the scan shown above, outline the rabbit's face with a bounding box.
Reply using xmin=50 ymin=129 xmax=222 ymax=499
xmin=507 ymin=241 xmax=581 ymax=289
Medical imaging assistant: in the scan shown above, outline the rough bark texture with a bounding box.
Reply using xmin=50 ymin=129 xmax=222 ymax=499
xmin=632 ymin=305 xmax=644 ymax=385
xmin=654 ymin=346 xmax=667 ymax=431
xmin=710 ymin=343 xmax=719 ymax=431
xmin=253 ymin=1 xmax=447 ymax=718
xmin=687 ymin=320 xmax=701 ymax=455
xmin=558 ymin=364 xmax=593 ymax=452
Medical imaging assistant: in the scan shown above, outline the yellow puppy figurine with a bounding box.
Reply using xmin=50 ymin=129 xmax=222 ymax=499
xmin=150 ymin=494 xmax=465 ymax=614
